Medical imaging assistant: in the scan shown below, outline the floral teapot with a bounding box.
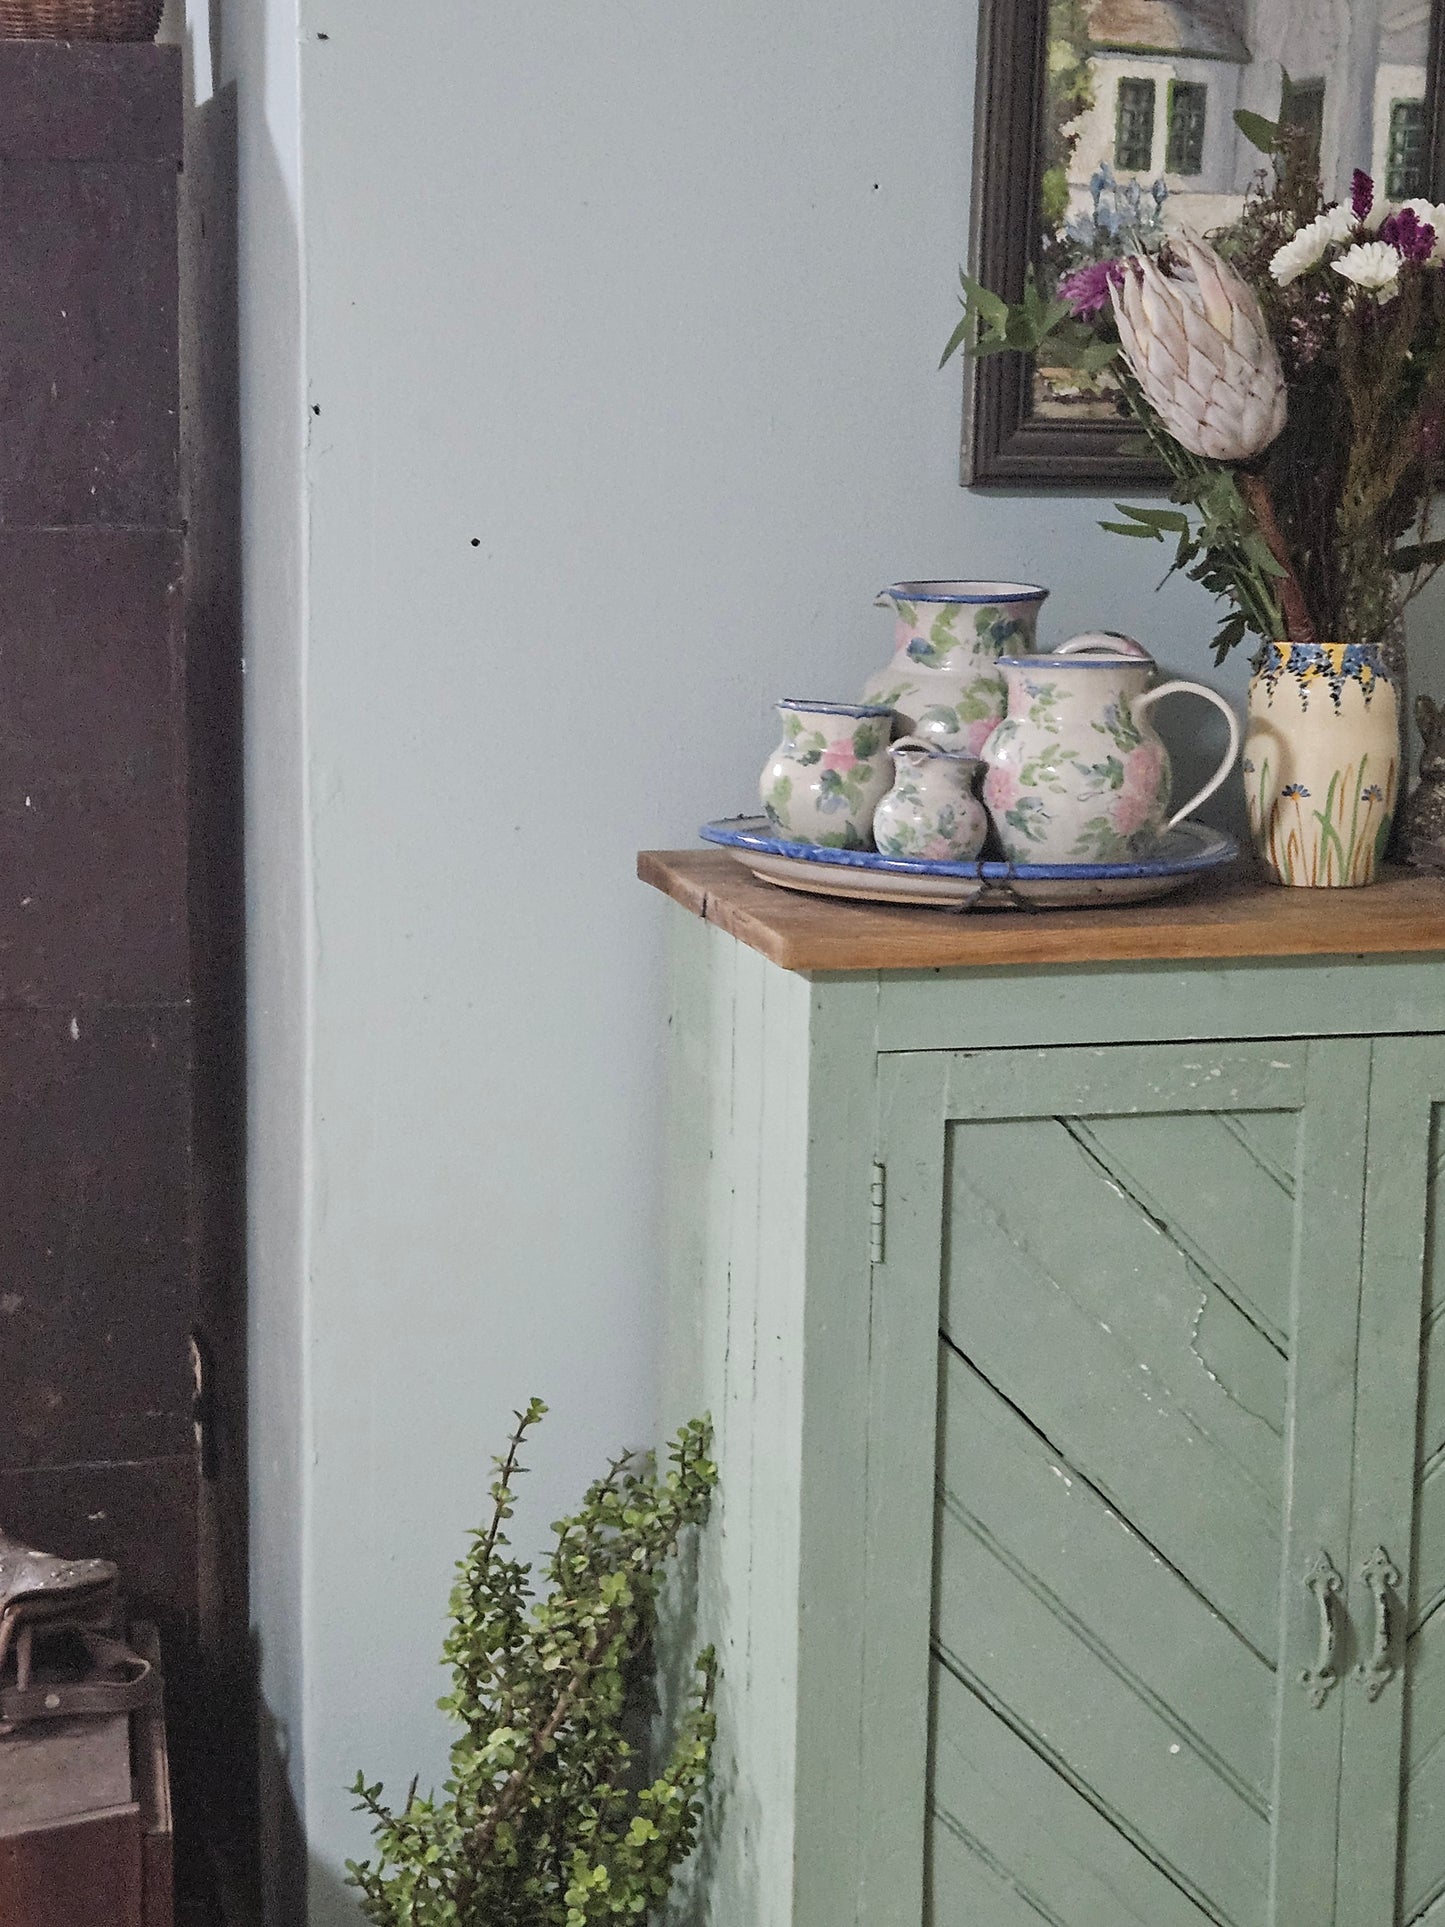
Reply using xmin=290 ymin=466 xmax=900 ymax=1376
xmin=981 ymin=635 xmax=1241 ymax=865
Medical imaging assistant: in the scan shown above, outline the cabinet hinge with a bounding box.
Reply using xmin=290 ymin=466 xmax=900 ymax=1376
xmin=869 ymin=1161 xmax=886 ymax=1266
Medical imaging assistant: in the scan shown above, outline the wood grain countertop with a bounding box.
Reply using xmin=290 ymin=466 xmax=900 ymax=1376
xmin=638 ymin=848 xmax=1445 ymax=974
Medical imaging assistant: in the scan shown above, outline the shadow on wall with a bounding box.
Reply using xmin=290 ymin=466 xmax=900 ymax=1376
xmin=175 ymin=0 xmax=311 ymax=1909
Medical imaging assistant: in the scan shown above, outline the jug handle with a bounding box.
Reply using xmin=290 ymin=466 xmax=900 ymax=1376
xmin=1132 ymin=680 xmax=1242 ymax=830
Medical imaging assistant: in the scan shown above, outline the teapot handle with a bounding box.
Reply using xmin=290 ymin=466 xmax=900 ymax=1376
xmin=1132 ymin=680 xmax=1242 ymax=830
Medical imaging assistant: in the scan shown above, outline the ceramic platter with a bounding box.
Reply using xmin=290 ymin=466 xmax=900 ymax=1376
xmin=700 ymin=817 xmax=1239 ymax=911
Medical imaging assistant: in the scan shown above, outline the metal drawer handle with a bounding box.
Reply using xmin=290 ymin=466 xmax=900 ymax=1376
xmin=1356 ymin=1546 xmax=1402 ymax=1702
xmin=1300 ymin=1550 xmax=1344 ymax=1708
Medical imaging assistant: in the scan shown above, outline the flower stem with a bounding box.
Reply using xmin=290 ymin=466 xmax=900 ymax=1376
xmin=1239 ymin=472 xmax=1317 ymax=645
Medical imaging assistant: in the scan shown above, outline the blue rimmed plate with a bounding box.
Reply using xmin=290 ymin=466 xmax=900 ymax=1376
xmin=699 ymin=817 xmax=1239 ymax=910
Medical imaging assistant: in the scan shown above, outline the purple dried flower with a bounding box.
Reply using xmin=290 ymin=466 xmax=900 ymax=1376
xmin=1381 ymin=207 xmax=1436 ymax=261
xmin=1057 ymin=258 xmax=1126 ymax=318
xmin=1352 ymin=169 xmax=1375 ymax=220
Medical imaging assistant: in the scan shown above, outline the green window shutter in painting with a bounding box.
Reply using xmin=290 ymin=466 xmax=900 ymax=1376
xmin=1166 ymin=80 xmax=1207 ymax=174
xmin=1114 ymin=77 xmax=1156 ymax=172
xmin=1387 ymin=99 xmax=1427 ymax=201
xmin=1282 ymin=78 xmax=1325 ymax=178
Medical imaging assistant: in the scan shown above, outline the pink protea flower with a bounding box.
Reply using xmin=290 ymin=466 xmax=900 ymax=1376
xmin=821 ymin=738 xmax=858 ymax=773
xmin=1058 ymin=258 xmax=1126 ymax=318
xmin=1110 ymin=236 xmax=1286 ymax=460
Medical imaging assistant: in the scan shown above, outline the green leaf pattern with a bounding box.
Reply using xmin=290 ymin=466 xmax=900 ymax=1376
xmin=983 ymin=681 xmax=1169 ymax=862
xmin=760 ymin=714 xmax=892 ymax=849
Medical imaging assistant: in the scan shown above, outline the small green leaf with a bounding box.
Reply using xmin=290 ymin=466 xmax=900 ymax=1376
xmin=958 ymin=269 xmax=1009 ymax=332
xmin=939 ymin=310 xmax=973 ymax=369
xmin=1234 ymin=107 xmax=1282 ymax=154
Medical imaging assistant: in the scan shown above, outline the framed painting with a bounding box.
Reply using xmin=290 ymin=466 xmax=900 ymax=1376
xmin=964 ymin=0 xmax=1445 ymax=486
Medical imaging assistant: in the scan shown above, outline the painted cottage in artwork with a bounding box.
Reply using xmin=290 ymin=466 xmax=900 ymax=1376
xmin=1059 ymin=0 xmax=1431 ymax=235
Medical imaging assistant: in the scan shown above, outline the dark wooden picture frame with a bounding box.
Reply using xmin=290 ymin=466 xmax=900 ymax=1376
xmin=964 ymin=0 xmax=1445 ymax=488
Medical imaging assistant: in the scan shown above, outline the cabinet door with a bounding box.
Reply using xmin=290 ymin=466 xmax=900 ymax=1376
xmin=865 ymin=1040 xmax=1372 ymax=1927
xmin=1341 ymin=1037 xmax=1445 ymax=1927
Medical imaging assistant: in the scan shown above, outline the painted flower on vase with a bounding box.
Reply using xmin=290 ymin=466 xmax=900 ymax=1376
xmin=982 ymin=764 xmax=1020 ymax=816
xmin=1111 ymin=740 xmax=1168 ymax=837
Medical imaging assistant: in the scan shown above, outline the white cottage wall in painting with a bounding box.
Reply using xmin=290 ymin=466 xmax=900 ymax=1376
xmin=1059 ymin=0 xmax=1430 ymax=244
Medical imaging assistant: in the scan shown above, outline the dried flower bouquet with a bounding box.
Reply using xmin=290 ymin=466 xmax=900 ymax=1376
xmin=945 ymin=114 xmax=1445 ymax=673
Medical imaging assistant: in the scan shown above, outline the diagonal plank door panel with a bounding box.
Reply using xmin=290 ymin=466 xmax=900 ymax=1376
xmin=1370 ymin=1047 xmax=1445 ymax=1927
xmin=938 ymin=1344 xmax=1276 ymax=1808
xmin=929 ymin=1663 xmax=1220 ymax=1927
xmin=941 ymin=1110 xmax=1287 ymax=1658
xmin=868 ymin=1040 xmax=1371 ymax=1927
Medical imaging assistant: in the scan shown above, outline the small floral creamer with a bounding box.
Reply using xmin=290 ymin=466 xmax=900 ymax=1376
xmin=981 ymin=653 xmax=1240 ymax=865
xmin=759 ymin=701 xmax=894 ymax=850
xmin=873 ymin=738 xmax=988 ymax=861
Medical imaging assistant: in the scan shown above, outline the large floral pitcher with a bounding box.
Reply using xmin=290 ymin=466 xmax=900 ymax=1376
xmin=981 ymin=651 xmax=1240 ymax=865
xmin=863 ymin=581 xmax=1048 ymax=754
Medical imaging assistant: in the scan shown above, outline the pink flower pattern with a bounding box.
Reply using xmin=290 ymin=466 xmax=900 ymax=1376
xmin=983 ymin=765 xmax=1019 ymax=814
xmin=821 ymin=738 xmax=858 ymax=773
xmin=1111 ymin=740 xmax=1167 ymax=837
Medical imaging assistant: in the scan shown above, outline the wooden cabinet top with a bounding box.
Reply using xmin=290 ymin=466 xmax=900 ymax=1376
xmin=638 ymin=848 xmax=1445 ymax=974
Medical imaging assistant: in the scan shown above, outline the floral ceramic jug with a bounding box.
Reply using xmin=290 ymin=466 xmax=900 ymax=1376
xmin=863 ymin=581 xmax=1049 ymax=754
xmin=981 ymin=648 xmax=1241 ymax=864
xmin=759 ymin=700 xmax=893 ymax=849
xmin=872 ymin=738 xmax=988 ymax=862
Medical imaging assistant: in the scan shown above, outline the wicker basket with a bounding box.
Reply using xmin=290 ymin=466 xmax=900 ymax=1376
xmin=0 ymin=0 xmax=162 ymax=38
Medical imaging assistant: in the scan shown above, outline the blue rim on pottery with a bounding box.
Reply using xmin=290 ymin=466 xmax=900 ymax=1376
xmin=700 ymin=816 xmax=1237 ymax=882
xmin=776 ymin=699 xmax=893 ymax=716
xmin=884 ymin=581 xmax=1049 ymax=603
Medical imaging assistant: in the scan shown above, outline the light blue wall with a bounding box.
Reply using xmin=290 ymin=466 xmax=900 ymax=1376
xmin=204 ymin=0 xmax=1445 ymax=1918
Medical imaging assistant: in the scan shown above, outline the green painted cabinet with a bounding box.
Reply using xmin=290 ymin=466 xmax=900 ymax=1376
xmin=649 ymin=858 xmax=1445 ymax=1927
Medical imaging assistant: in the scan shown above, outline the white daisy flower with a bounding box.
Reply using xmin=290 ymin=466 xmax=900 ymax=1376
xmin=1332 ymin=239 xmax=1402 ymax=297
xmin=1319 ymin=202 xmax=1359 ymax=244
xmin=1270 ymin=205 xmax=1357 ymax=285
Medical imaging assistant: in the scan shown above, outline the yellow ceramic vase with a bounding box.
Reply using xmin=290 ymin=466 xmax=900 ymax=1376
xmin=1243 ymin=641 xmax=1400 ymax=888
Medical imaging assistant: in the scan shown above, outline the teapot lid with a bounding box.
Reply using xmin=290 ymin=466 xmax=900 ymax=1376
xmin=998 ymin=652 xmax=1152 ymax=673
xmin=1056 ymin=630 xmax=1154 ymax=661
xmin=890 ymin=734 xmax=982 ymax=763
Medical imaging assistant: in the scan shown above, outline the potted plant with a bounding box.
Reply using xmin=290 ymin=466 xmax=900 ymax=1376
xmin=347 ymin=1402 xmax=717 ymax=1925
xmin=945 ymin=110 xmax=1445 ymax=886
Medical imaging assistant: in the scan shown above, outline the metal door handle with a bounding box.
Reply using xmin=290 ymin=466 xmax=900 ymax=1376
xmin=1356 ymin=1546 xmax=1401 ymax=1702
xmin=1300 ymin=1550 xmax=1344 ymax=1708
